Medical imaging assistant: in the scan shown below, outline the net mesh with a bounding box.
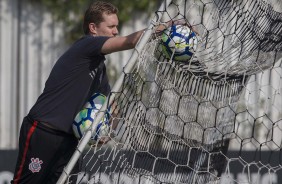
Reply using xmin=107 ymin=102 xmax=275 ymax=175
xmin=66 ymin=0 xmax=282 ymax=183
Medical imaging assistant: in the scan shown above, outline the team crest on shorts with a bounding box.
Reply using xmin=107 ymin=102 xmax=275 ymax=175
xmin=29 ymin=158 xmax=43 ymax=173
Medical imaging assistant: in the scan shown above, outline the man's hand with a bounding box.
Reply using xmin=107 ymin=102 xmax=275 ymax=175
xmin=155 ymin=19 xmax=187 ymax=34
xmin=156 ymin=19 xmax=200 ymax=36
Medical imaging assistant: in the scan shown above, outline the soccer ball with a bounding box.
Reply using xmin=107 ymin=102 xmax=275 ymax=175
xmin=84 ymin=93 xmax=107 ymax=109
xmin=72 ymin=93 xmax=110 ymax=145
xmin=161 ymin=25 xmax=198 ymax=61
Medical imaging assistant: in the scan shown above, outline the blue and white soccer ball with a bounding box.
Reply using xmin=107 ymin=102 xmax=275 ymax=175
xmin=161 ymin=25 xmax=198 ymax=61
xmin=72 ymin=93 xmax=110 ymax=145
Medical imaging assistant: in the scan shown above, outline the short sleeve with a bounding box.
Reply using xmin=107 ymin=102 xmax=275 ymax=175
xmin=75 ymin=36 xmax=110 ymax=57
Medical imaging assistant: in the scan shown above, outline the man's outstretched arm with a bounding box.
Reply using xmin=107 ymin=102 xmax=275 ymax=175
xmin=101 ymin=29 xmax=146 ymax=54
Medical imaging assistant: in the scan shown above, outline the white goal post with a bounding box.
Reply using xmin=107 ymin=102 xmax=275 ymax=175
xmin=56 ymin=0 xmax=173 ymax=183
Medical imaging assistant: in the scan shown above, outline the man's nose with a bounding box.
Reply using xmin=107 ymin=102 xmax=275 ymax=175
xmin=113 ymin=27 xmax=118 ymax=36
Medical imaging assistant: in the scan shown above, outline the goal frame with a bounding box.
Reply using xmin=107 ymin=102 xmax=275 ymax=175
xmin=56 ymin=0 xmax=172 ymax=183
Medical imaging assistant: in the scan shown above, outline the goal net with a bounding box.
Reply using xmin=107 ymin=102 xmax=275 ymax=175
xmin=58 ymin=0 xmax=282 ymax=183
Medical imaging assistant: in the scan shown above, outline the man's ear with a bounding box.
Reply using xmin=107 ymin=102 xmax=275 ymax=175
xmin=89 ymin=23 xmax=97 ymax=35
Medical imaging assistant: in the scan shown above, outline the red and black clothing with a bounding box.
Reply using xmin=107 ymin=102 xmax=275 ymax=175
xmin=12 ymin=35 xmax=110 ymax=183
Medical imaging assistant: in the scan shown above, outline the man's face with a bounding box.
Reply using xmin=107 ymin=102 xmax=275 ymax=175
xmin=93 ymin=13 xmax=119 ymax=37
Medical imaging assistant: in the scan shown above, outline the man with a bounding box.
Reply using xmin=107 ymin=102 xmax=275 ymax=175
xmin=11 ymin=1 xmax=156 ymax=183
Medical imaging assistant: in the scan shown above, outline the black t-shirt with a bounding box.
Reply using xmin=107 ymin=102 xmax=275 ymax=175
xmin=29 ymin=35 xmax=111 ymax=134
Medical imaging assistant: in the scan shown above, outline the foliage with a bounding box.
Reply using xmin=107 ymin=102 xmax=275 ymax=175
xmin=28 ymin=0 xmax=160 ymax=43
